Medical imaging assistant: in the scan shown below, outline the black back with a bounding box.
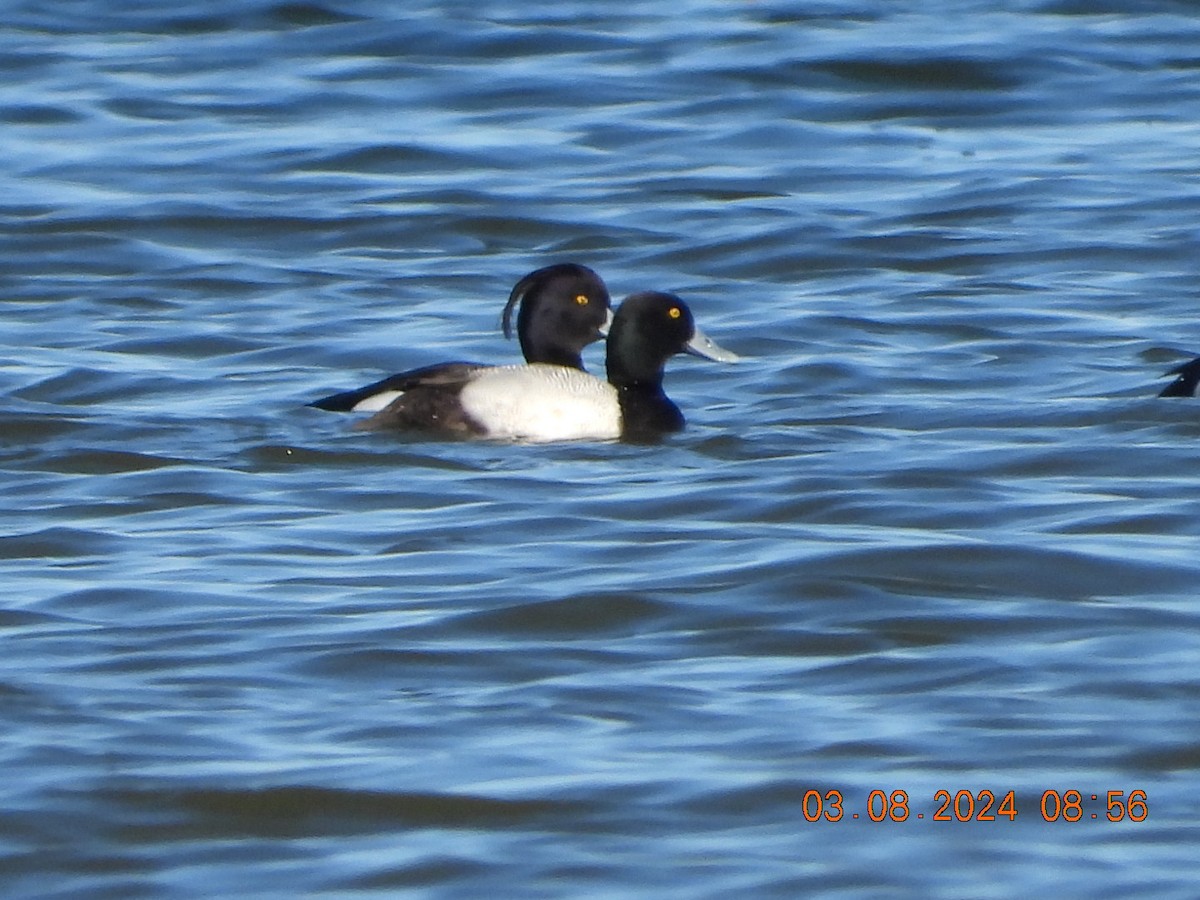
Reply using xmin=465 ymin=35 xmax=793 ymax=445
xmin=310 ymin=263 xmax=610 ymax=411
xmin=308 ymin=362 xmax=482 ymax=411
xmin=1159 ymin=357 xmax=1200 ymax=398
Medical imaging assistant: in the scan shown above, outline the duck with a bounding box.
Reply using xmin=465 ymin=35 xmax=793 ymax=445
xmin=1158 ymin=357 xmax=1200 ymax=397
xmin=310 ymin=263 xmax=612 ymax=412
xmin=355 ymin=291 xmax=739 ymax=443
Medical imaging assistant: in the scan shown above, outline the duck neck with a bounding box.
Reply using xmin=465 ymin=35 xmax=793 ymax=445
xmin=525 ymin=341 xmax=584 ymax=369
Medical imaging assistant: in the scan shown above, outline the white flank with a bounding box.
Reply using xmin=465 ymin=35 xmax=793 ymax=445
xmin=459 ymin=364 xmax=621 ymax=442
xmin=351 ymin=390 xmax=405 ymax=413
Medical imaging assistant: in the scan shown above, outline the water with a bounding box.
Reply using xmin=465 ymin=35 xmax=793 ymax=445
xmin=3 ymin=0 xmax=1200 ymax=896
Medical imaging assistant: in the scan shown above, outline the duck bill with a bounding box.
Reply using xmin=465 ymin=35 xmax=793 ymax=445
xmin=685 ymin=325 xmax=740 ymax=363
xmin=597 ymin=307 xmax=615 ymax=338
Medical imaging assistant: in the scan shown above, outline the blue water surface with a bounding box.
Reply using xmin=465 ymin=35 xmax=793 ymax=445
xmin=3 ymin=1 xmax=1200 ymax=897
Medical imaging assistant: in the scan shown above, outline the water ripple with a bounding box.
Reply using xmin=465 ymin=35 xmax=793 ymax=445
xmin=4 ymin=1 xmax=1200 ymax=897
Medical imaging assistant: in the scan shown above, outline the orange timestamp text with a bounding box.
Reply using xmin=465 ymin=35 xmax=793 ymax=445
xmin=802 ymin=789 xmax=1148 ymax=823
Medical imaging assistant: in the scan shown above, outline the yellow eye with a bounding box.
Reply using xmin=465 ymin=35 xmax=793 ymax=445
xmin=668 ymin=306 xmax=682 ymax=319
xmin=575 ymin=294 xmax=589 ymax=305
